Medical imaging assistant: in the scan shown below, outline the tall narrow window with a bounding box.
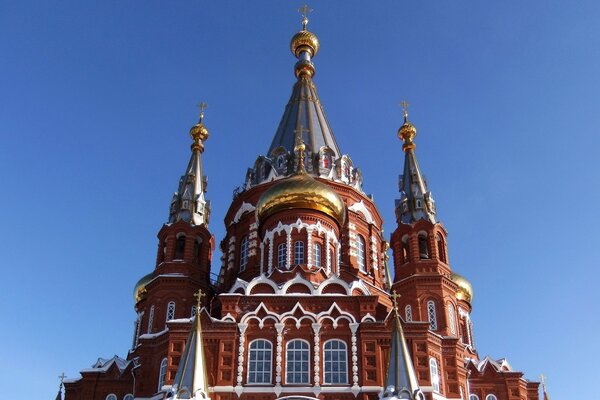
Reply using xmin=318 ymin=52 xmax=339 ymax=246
xmin=294 ymin=241 xmax=305 ymax=265
xmin=324 ymin=340 xmax=347 ymax=384
xmin=448 ymin=304 xmax=457 ymax=335
xmin=147 ymin=305 xmax=155 ymax=333
xmin=175 ymin=234 xmax=186 ymax=259
xmin=278 ymin=243 xmax=287 ymax=269
xmin=124 ymin=395 xmax=134 ymax=400
xmin=357 ymin=235 xmax=366 ymax=272
xmin=248 ymin=339 xmax=273 ymax=384
xmin=106 ymin=394 xmax=117 ymax=400
xmin=166 ymin=301 xmax=176 ymax=322
xmin=158 ymin=358 xmax=168 ymax=390
xmin=436 ymin=234 xmax=446 ymax=262
xmin=405 ymin=305 xmax=413 ymax=322
xmin=418 ymin=234 xmax=429 ymax=259
xmin=402 ymin=237 xmax=410 ymax=264
xmin=193 ymin=238 xmax=202 ymax=263
xmin=427 ymin=300 xmax=437 ymax=330
xmin=313 ymin=243 xmax=322 ymax=267
xmin=486 ymin=395 xmax=498 ymax=400
xmin=240 ymin=236 xmax=249 ymax=272
xmin=286 ymin=340 xmax=309 ymax=384
xmin=469 ymin=395 xmax=480 ymax=400
xmin=429 ymin=358 xmax=440 ymax=393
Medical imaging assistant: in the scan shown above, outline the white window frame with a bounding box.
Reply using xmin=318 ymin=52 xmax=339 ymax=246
xmin=240 ymin=236 xmax=249 ymax=272
xmin=147 ymin=305 xmax=154 ymax=334
xmin=448 ymin=304 xmax=456 ymax=335
xmin=247 ymin=339 xmax=273 ymax=384
xmin=124 ymin=395 xmax=134 ymax=400
xmin=486 ymin=395 xmax=498 ymax=400
xmin=469 ymin=395 xmax=479 ymax=400
xmin=278 ymin=243 xmax=287 ymax=269
xmin=323 ymin=339 xmax=348 ymax=384
xmin=286 ymin=339 xmax=310 ymax=384
xmin=429 ymin=357 xmax=440 ymax=393
xmin=105 ymin=395 xmax=117 ymax=400
xmin=405 ymin=305 xmax=413 ymax=322
xmin=313 ymin=243 xmax=322 ymax=267
xmin=166 ymin=301 xmax=176 ymax=322
xmin=427 ymin=300 xmax=437 ymax=330
xmin=357 ymin=236 xmax=366 ymax=272
xmin=158 ymin=357 xmax=168 ymax=391
xmin=294 ymin=241 xmax=305 ymax=265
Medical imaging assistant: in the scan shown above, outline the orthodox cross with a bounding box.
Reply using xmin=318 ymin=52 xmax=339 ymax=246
xmin=391 ymin=290 xmax=401 ymax=313
xmin=58 ymin=372 xmax=66 ymax=389
xmin=298 ymin=4 xmax=313 ymax=30
xmin=197 ymin=102 xmax=207 ymax=122
xmin=194 ymin=288 xmax=206 ymax=310
xmin=400 ymin=100 xmax=410 ymax=119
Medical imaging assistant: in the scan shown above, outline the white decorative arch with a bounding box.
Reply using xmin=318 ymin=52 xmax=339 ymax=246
xmin=361 ymin=313 xmax=376 ymax=323
xmin=228 ymin=278 xmax=249 ymax=294
xmin=348 ymin=200 xmax=375 ymax=224
xmin=349 ymin=280 xmax=372 ymax=295
xmin=317 ymin=275 xmax=351 ymax=295
xmin=246 ymin=275 xmax=279 ymax=295
xmin=281 ymin=274 xmax=316 ymax=295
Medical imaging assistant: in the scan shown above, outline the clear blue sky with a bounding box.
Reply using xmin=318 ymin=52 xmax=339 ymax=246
xmin=1 ymin=1 xmax=597 ymax=398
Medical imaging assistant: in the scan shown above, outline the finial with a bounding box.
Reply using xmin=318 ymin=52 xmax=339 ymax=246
xmin=190 ymin=102 xmax=209 ymax=153
xmin=298 ymin=4 xmax=313 ymax=30
xmin=398 ymin=100 xmax=417 ymax=151
xmin=59 ymin=372 xmax=66 ymax=385
xmin=294 ymin=125 xmax=309 ymax=173
xmin=390 ymin=290 xmax=400 ymax=315
xmin=194 ymin=288 xmax=206 ymax=311
xmin=540 ymin=374 xmax=549 ymax=398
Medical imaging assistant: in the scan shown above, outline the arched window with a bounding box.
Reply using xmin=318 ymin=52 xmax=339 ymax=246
xmin=357 ymin=236 xmax=366 ymax=272
xmin=166 ymin=301 xmax=176 ymax=322
xmin=147 ymin=305 xmax=155 ymax=333
xmin=418 ymin=234 xmax=429 ymax=259
xmin=175 ymin=234 xmax=186 ymax=259
xmin=313 ymin=243 xmax=322 ymax=267
xmin=240 ymin=236 xmax=249 ymax=272
xmin=247 ymin=339 xmax=273 ymax=384
xmin=486 ymin=395 xmax=498 ymax=400
xmin=158 ymin=357 xmax=168 ymax=390
xmin=286 ymin=339 xmax=309 ymax=384
xmin=105 ymin=394 xmax=117 ymax=400
xmin=429 ymin=358 xmax=440 ymax=393
xmin=436 ymin=234 xmax=446 ymax=262
xmin=469 ymin=395 xmax=479 ymax=400
xmin=124 ymin=395 xmax=134 ymax=400
xmin=294 ymin=241 xmax=305 ymax=265
xmin=193 ymin=237 xmax=202 ymax=263
xmin=448 ymin=304 xmax=456 ymax=335
xmin=323 ymin=340 xmax=347 ymax=384
xmin=402 ymin=236 xmax=410 ymax=264
xmin=405 ymin=305 xmax=413 ymax=322
xmin=278 ymin=243 xmax=287 ymax=269
xmin=427 ymin=300 xmax=437 ymax=330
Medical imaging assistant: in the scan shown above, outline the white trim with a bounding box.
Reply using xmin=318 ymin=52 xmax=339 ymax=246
xmin=348 ymin=200 xmax=375 ymax=224
xmin=230 ymin=202 xmax=256 ymax=225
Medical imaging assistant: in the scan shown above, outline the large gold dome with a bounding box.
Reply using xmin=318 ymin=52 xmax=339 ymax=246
xmin=256 ymin=173 xmax=345 ymax=226
xmin=451 ymin=272 xmax=473 ymax=303
xmin=134 ymin=272 xmax=154 ymax=303
xmin=290 ymin=29 xmax=320 ymax=57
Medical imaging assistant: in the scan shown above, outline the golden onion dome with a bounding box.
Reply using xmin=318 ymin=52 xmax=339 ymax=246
xmin=451 ymin=272 xmax=473 ymax=303
xmin=134 ymin=272 xmax=154 ymax=303
xmin=291 ymin=29 xmax=320 ymax=58
xmin=398 ymin=120 xmax=417 ymax=143
xmin=256 ymin=173 xmax=345 ymax=227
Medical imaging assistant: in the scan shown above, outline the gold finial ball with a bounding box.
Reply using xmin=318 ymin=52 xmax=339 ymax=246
xmin=295 ymin=142 xmax=306 ymax=153
xmin=291 ymin=30 xmax=320 ymax=58
xmin=190 ymin=123 xmax=209 ymax=143
xmin=398 ymin=121 xmax=417 ymax=144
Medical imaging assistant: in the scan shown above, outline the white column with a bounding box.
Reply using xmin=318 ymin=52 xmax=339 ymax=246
xmin=312 ymin=323 xmax=322 ymax=392
xmin=326 ymin=232 xmax=332 ymax=274
xmin=259 ymin=241 xmax=264 ymax=274
xmin=235 ymin=323 xmax=248 ymax=397
xmin=307 ymin=228 xmax=314 ymax=268
xmin=268 ymin=236 xmax=273 ymax=274
xmin=274 ymin=323 xmax=284 ymax=396
xmin=286 ymin=227 xmax=292 ymax=269
xmin=350 ymin=323 xmax=360 ymax=396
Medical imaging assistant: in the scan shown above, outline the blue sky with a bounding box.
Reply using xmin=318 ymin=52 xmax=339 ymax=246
xmin=1 ymin=1 xmax=597 ymax=398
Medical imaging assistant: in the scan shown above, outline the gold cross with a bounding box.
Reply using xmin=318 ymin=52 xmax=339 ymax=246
xmin=298 ymin=4 xmax=313 ymax=30
xmin=391 ymin=290 xmax=400 ymax=312
xmin=197 ymin=102 xmax=207 ymax=121
xmin=400 ymin=100 xmax=409 ymax=119
xmin=294 ymin=124 xmax=309 ymax=145
xmin=194 ymin=288 xmax=206 ymax=310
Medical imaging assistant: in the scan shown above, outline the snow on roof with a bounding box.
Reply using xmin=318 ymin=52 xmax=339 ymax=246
xmin=139 ymin=327 xmax=168 ymax=340
xmin=80 ymin=355 xmax=131 ymax=374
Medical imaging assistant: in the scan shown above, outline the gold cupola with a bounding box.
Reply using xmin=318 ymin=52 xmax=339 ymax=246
xmin=398 ymin=101 xmax=417 ymax=151
xmin=256 ymin=139 xmax=346 ymax=227
xmin=134 ymin=272 xmax=154 ymax=303
xmin=451 ymin=272 xmax=473 ymax=303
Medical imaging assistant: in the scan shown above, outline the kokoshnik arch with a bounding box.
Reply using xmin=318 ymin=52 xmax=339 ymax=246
xmin=61 ymin=9 xmax=543 ymax=400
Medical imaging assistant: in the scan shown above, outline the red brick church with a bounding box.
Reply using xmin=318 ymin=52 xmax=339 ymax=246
xmin=62 ymin=11 xmax=544 ymax=400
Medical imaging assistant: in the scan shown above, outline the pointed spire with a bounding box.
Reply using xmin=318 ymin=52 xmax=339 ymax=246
xmin=395 ymin=102 xmax=437 ymax=224
xmin=168 ymin=104 xmax=211 ymax=226
xmin=267 ymin=6 xmax=341 ymax=162
xmin=540 ymin=374 xmax=550 ymax=400
xmin=55 ymin=373 xmax=65 ymax=400
xmin=170 ymin=289 xmax=210 ymax=399
xmin=382 ymin=292 xmax=424 ymax=400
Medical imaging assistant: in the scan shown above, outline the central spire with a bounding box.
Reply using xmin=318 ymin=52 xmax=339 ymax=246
xmin=267 ymin=7 xmax=341 ymax=161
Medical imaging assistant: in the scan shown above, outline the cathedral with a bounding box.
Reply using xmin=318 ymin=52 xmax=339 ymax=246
xmin=62 ymin=11 xmax=543 ymax=400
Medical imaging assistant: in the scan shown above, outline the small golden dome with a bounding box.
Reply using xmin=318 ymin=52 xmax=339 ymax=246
xmin=291 ymin=29 xmax=320 ymax=58
xmin=256 ymin=173 xmax=346 ymax=226
xmin=398 ymin=121 xmax=417 ymax=149
xmin=134 ymin=272 xmax=154 ymax=303
xmin=451 ymin=272 xmax=473 ymax=303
